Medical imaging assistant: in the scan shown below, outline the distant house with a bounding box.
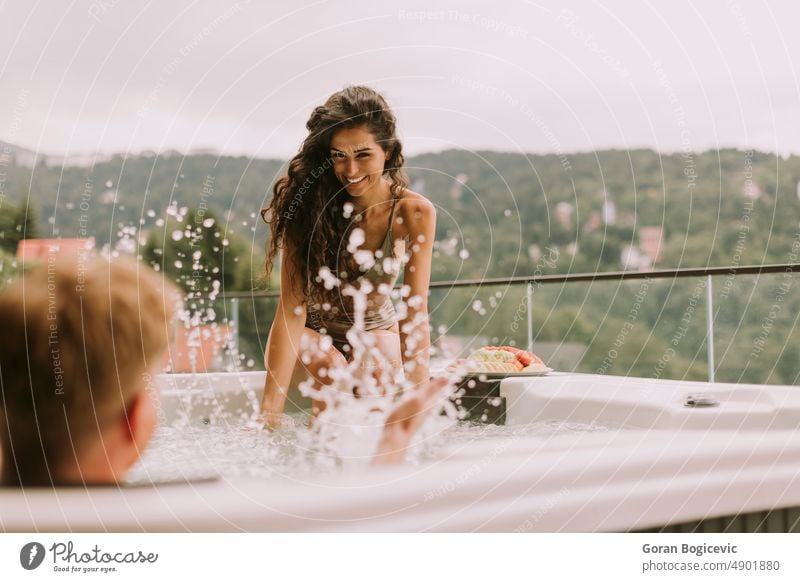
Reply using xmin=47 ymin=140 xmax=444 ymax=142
xmin=601 ymin=199 xmax=617 ymax=225
xmin=450 ymin=173 xmax=468 ymax=205
xmin=100 ymin=189 xmax=117 ymax=204
xmin=16 ymin=238 xmax=95 ymax=264
xmin=555 ymin=202 xmax=574 ymax=229
xmin=583 ymin=211 xmax=602 ymax=233
xmin=621 ymin=245 xmax=652 ymax=271
xmin=638 ymin=226 xmax=663 ymax=264
xmin=741 ymin=180 xmax=762 ymax=200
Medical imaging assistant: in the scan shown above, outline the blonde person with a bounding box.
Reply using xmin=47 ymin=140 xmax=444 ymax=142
xmin=260 ymin=86 xmax=436 ymax=428
xmin=0 ymin=257 xmax=444 ymax=486
xmin=0 ymin=257 xmax=174 ymax=486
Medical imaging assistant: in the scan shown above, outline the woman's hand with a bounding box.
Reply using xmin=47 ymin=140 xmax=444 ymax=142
xmin=242 ymin=411 xmax=294 ymax=432
xmin=371 ymin=378 xmax=449 ymax=466
xmin=259 ymin=411 xmax=287 ymax=431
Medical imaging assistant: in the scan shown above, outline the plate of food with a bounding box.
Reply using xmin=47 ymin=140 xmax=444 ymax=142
xmin=447 ymin=346 xmax=553 ymax=378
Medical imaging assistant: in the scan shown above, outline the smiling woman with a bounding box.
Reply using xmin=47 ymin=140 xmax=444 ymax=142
xmin=258 ymin=86 xmax=437 ymax=429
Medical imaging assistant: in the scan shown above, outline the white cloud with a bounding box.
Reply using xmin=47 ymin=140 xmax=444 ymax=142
xmin=1 ymin=0 xmax=798 ymax=158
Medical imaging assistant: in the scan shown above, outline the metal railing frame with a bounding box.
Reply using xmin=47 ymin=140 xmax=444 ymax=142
xmin=221 ymin=263 xmax=800 ymax=383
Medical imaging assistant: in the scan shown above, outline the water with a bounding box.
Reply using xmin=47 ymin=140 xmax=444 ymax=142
xmin=125 ymin=414 xmax=608 ymax=486
xmin=123 ymin=205 xmax=606 ymax=487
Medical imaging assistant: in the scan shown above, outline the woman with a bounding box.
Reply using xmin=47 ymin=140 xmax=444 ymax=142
xmin=259 ymin=86 xmax=436 ymax=428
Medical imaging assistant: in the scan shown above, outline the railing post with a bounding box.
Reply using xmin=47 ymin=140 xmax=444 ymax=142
xmin=231 ymin=297 xmax=240 ymax=356
xmin=706 ymin=274 xmax=715 ymax=383
xmin=527 ymin=281 xmax=534 ymax=352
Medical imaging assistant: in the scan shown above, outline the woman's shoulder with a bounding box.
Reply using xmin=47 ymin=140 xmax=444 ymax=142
xmin=397 ymin=189 xmax=436 ymax=221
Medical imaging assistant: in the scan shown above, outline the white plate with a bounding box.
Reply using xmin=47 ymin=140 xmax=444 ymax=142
xmin=458 ymin=367 xmax=553 ymax=379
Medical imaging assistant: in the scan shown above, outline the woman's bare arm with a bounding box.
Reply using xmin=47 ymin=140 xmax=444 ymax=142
xmin=398 ymin=199 xmax=436 ymax=390
xmin=371 ymin=378 xmax=448 ymax=465
xmin=259 ymin=248 xmax=307 ymax=427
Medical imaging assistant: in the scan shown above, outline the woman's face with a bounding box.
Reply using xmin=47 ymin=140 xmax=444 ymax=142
xmin=330 ymin=126 xmax=390 ymax=197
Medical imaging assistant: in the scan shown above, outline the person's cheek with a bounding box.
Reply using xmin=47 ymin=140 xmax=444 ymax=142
xmin=141 ymin=389 xmax=158 ymax=449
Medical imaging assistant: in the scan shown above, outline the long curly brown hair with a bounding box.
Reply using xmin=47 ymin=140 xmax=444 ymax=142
xmin=261 ymin=86 xmax=408 ymax=309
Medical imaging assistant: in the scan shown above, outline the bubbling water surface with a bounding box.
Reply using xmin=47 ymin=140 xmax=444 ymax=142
xmin=125 ymin=415 xmax=608 ymax=485
xmin=127 ymin=202 xmax=580 ymax=486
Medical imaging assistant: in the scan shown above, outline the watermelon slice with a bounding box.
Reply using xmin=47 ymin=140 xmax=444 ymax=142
xmin=456 ymin=345 xmax=548 ymax=373
xmin=485 ymin=346 xmax=544 ymax=367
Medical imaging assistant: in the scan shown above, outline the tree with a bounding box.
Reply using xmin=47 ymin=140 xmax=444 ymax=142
xmin=0 ymin=201 xmax=38 ymax=255
xmin=142 ymin=208 xmax=238 ymax=295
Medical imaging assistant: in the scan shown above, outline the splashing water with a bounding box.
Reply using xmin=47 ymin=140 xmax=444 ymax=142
xmin=131 ymin=206 xmax=496 ymax=481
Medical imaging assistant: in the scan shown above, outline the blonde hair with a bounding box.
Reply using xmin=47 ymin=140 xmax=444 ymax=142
xmin=0 ymin=256 xmax=176 ymax=485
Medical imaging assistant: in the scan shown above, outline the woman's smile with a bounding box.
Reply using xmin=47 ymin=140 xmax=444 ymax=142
xmin=329 ymin=126 xmax=392 ymax=197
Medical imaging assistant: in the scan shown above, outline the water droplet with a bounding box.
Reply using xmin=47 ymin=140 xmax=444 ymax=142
xmin=203 ymin=218 xmax=215 ymax=228
xmin=458 ymin=249 xmax=470 ymax=260
xmin=504 ymin=209 xmax=512 ymax=217
xmin=171 ymin=230 xmax=183 ymax=241
xmin=174 ymin=260 xmax=183 ymax=268
xmin=347 ymin=228 xmax=365 ymax=253
xmin=354 ymin=250 xmax=375 ymax=270
xmin=317 ymin=267 xmax=340 ymax=290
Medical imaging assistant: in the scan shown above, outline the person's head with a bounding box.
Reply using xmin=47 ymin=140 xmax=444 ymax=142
xmin=0 ymin=256 xmax=176 ymax=486
xmin=261 ymin=85 xmax=408 ymax=305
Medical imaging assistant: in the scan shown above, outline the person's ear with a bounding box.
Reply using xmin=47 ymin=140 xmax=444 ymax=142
xmin=122 ymin=389 xmax=157 ymax=451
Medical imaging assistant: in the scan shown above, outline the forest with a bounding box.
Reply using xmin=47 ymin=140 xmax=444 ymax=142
xmin=1 ymin=146 xmax=798 ymax=384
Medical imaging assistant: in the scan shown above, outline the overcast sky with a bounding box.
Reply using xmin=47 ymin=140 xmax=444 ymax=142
xmin=1 ymin=0 xmax=799 ymax=160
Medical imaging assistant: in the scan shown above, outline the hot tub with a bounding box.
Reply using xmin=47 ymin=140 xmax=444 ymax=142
xmin=2 ymin=371 xmax=800 ymax=532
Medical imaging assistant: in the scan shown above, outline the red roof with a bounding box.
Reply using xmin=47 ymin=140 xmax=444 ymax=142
xmin=16 ymin=238 xmax=95 ymax=263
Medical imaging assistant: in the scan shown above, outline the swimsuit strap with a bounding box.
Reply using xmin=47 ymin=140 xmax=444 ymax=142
xmin=385 ymin=195 xmax=399 ymax=244
xmin=381 ymin=198 xmax=397 ymax=256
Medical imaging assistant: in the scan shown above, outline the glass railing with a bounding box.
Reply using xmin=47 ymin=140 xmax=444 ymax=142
xmin=185 ymin=264 xmax=799 ymax=386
